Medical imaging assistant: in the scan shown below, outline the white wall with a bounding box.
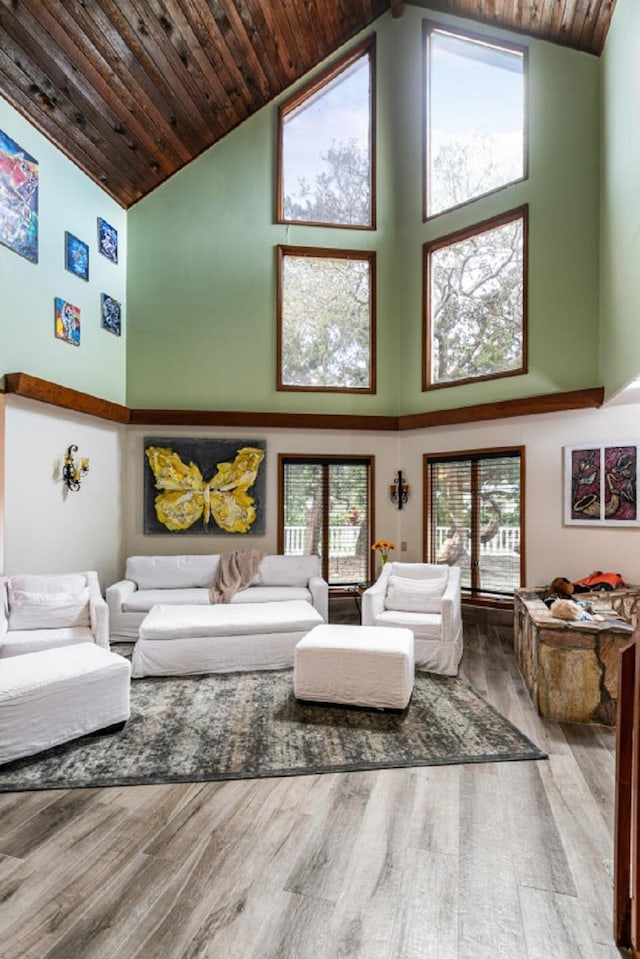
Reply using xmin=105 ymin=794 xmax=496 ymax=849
xmin=122 ymin=425 xmax=403 ymax=576
xmin=400 ymin=400 xmax=640 ymax=587
xmin=4 ymin=398 xmax=640 ymax=593
xmin=3 ymin=397 xmax=125 ymax=588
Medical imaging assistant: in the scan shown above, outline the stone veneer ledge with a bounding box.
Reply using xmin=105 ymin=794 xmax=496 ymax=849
xmin=514 ymin=587 xmax=639 ymax=725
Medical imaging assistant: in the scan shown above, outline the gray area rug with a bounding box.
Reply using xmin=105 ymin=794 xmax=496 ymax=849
xmin=0 ymin=670 xmax=546 ymax=792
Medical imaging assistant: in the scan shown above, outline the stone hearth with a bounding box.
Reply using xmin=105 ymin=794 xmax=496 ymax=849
xmin=514 ymin=587 xmax=639 ymax=725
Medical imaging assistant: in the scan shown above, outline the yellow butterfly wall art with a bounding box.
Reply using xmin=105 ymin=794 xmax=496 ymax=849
xmin=144 ymin=440 xmax=266 ymax=534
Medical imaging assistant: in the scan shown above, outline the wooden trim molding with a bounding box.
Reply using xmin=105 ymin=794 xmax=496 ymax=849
xmin=398 ymin=387 xmax=604 ymax=430
xmin=3 ymin=373 xmax=130 ymax=424
xmin=2 ymin=373 xmax=604 ymax=431
xmin=129 ymin=408 xmax=395 ymax=431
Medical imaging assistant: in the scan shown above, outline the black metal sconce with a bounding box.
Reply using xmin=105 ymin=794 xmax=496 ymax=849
xmin=390 ymin=470 xmax=409 ymax=509
xmin=62 ymin=445 xmax=89 ymax=492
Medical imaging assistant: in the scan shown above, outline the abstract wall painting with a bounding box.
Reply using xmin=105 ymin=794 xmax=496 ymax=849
xmin=54 ymin=297 xmax=81 ymax=347
xmin=65 ymin=231 xmax=89 ymax=280
xmin=564 ymin=444 xmax=639 ymax=526
xmin=144 ymin=437 xmax=266 ymax=535
xmin=0 ymin=129 xmax=38 ymax=263
xmin=97 ymin=217 xmax=117 ymax=263
xmin=101 ymin=293 xmax=122 ymax=336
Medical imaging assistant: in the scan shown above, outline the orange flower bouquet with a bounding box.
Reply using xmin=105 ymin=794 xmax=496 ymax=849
xmin=372 ymin=539 xmax=396 ymax=568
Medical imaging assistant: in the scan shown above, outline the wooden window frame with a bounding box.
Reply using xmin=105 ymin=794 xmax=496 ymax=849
xmin=423 ymin=446 xmax=526 ymax=602
xmin=276 ymin=35 xmax=377 ymax=230
xmin=422 ymin=205 xmax=528 ymax=391
xmin=278 ymin=453 xmax=376 ymax=587
xmin=277 ymin=244 xmax=377 ymax=394
xmin=422 ymin=20 xmax=529 ymax=223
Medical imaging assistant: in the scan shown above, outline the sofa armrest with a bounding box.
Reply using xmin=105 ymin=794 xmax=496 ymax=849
xmin=86 ymin=571 xmax=110 ymax=650
xmin=0 ymin=593 xmax=7 ymax=643
xmin=440 ymin=568 xmax=462 ymax=640
xmin=308 ymin=574 xmax=329 ymax=622
xmin=106 ymin=579 xmax=136 ymax=620
xmin=362 ymin=569 xmax=391 ymax=625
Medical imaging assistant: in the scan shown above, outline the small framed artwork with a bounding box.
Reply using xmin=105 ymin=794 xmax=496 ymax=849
xmin=54 ymin=297 xmax=81 ymax=347
xmin=101 ymin=293 xmax=122 ymax=336
xmin=97 ymin=217 xmax=118 ymax=263
xmin=564 ymin=443 xmax=639 ymax=526
xmin=64 ymin=231 xmax=89 ymax=280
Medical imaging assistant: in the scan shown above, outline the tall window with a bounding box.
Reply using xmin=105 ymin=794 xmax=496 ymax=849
xmin=424 ymin=448 xmax=525 ymax=598
xmin=277 ymin=245 xmax=376 ymax=392
xmin=424 ymin=22 xmax=526 ymax=219
xmin=424 ymin=206 xmax=527 ymax=389
xmin=278 ymin=37 xmax=375 ymax=229
xmin=279 ymin=456 xmax=373 ymax=586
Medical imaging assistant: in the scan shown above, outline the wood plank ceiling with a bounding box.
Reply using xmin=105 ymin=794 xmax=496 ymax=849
xmin=0 ymin=0 xmax=617 ymax=209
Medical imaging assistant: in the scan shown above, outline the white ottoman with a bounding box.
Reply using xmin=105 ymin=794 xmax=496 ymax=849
xmin=294 ymin=624 xmax=414 ymax=709
xmin=133 ymin=600 xmax=325 ymax=676
xmin=0 ymin=644 xmax=131 ymax=765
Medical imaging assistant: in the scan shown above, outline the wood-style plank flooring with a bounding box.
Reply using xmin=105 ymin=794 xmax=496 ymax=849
xmin=0 ymin=602 xmax=627 ymax=958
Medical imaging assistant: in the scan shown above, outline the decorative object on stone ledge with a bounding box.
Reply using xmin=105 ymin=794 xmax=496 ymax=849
xmin=514 ymin=586 xmax=639 ymax=725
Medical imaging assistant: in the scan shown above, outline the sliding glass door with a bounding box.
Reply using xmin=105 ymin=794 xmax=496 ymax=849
xmin=279 ymin=456 xmax=373 ymax=586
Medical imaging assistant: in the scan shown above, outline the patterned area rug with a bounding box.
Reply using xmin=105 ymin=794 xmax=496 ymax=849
xmin=0 ymin=670 xmax=546 ymax=792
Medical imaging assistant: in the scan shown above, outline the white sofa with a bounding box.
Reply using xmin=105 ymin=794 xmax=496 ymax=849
xmin=0 ymin=572 xmax=109 ymax=657
xmin=107 ymin=554 xmax=328 ymax=641
xmin=362 ymin=562 xmax=463 ymax=675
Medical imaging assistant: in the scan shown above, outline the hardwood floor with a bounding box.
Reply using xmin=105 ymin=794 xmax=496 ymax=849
xmin=0 ymin=603 xmax=626 ymax=958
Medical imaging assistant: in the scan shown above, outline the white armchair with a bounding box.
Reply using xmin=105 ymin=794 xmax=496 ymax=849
xmin=0 ymin=571 xmax=109 ymax=658
xmin=362 ymin=562 xmax=463 ymax=675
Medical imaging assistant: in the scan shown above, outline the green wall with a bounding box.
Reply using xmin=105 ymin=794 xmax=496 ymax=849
xmin=0 ymin=97 xmax=127 ymax=405
xmin=600 ymin=0 xmax=640 ymax=398
xmin=127 ymin=8 xmax=601 ymax=415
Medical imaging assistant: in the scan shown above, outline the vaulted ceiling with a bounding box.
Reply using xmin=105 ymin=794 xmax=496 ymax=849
xmin=0 ymin=0 xmax=617 ymax=209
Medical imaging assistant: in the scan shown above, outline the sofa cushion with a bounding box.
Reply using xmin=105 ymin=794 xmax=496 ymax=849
xmin=8 ymin=587 xmax=91 ymax=630
xmin=232 ymin=586 xmax=311 ymax=604
xmin=375 ymin=608 xmax=443 ymax=642
xmin=0 ymin=627 xmax=94 ymax=657
xmin=256 ymin=555 xmax=320 ymax=587
xmin=384 ymin=575 xmax=445 ymax=614
xmin=139 ymin=600 xmax=323 ymax=640
xmin=9 ymin=573 xmax=87 ymax=594
xmin=126 ymin=555 xmax=220 ymax=590
xmin=123 ymin=588 xmax=211 ymax=612
xmin=388 ymin=563 xmax=448 ymax=582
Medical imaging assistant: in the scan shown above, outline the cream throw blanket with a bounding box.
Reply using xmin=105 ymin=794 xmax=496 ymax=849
xmin=209 ymin=550 xmax=265 ymax=604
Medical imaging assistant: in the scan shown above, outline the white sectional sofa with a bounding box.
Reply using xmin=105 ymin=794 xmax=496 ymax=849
xmin=106 ymin=554 xmax=328 ymax=641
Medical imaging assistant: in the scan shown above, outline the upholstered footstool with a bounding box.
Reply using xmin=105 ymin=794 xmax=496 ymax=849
xmin=0 ymin=644 xmax=131 ymax=765
xmin=294 ymin=624 xmax=414 ymax=709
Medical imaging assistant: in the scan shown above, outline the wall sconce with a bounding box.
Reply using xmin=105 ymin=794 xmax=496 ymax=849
xmin=390 ymin=470 xmax=409 ymax=510
xmin=62 ymin=445 xmax=89 ymax=492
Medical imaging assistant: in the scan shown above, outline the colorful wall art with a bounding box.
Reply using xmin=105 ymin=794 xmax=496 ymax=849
xmin=65 ymin=231 xmax=89 ymax=280
xmin=97 ymin=217 xmax=117 ymax=263
xmin=0 ymin=129 xmax=38 ymax=263
xmin=143 ymin=437 xmax=266 ymax=535
xmin=101 ymin=293 xmax=122 ymax=335
xmin=564 ymin=444 xmax=638 ymax=525
xmin=54 ymin=297 xmax=81 ymax=347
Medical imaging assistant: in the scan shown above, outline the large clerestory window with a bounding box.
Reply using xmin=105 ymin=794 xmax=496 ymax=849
xmin=277 ymin=36 xmax=375 ymax=229
xmin=277 ymin=245 xmax=376 ymax=393
xmin=423 ymin=206 xmax=527 ymax=389
xmin=424 ymin=22 xmax=527 ymax=219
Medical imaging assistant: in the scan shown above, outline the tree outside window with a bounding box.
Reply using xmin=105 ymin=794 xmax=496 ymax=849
xmin=424 ymin=206 xmax=527 ymax=389
xmin=425 ymin=23 xmax=526 ymax=219
xmin=278 ymin=37 xmax=375 ymax=229
xmin=278 ymin=245 xmax=376 ymax=393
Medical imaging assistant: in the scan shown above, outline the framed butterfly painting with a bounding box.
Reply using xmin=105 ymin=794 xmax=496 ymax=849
xmin=143 ymin=437 xmax=266 ymax=535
